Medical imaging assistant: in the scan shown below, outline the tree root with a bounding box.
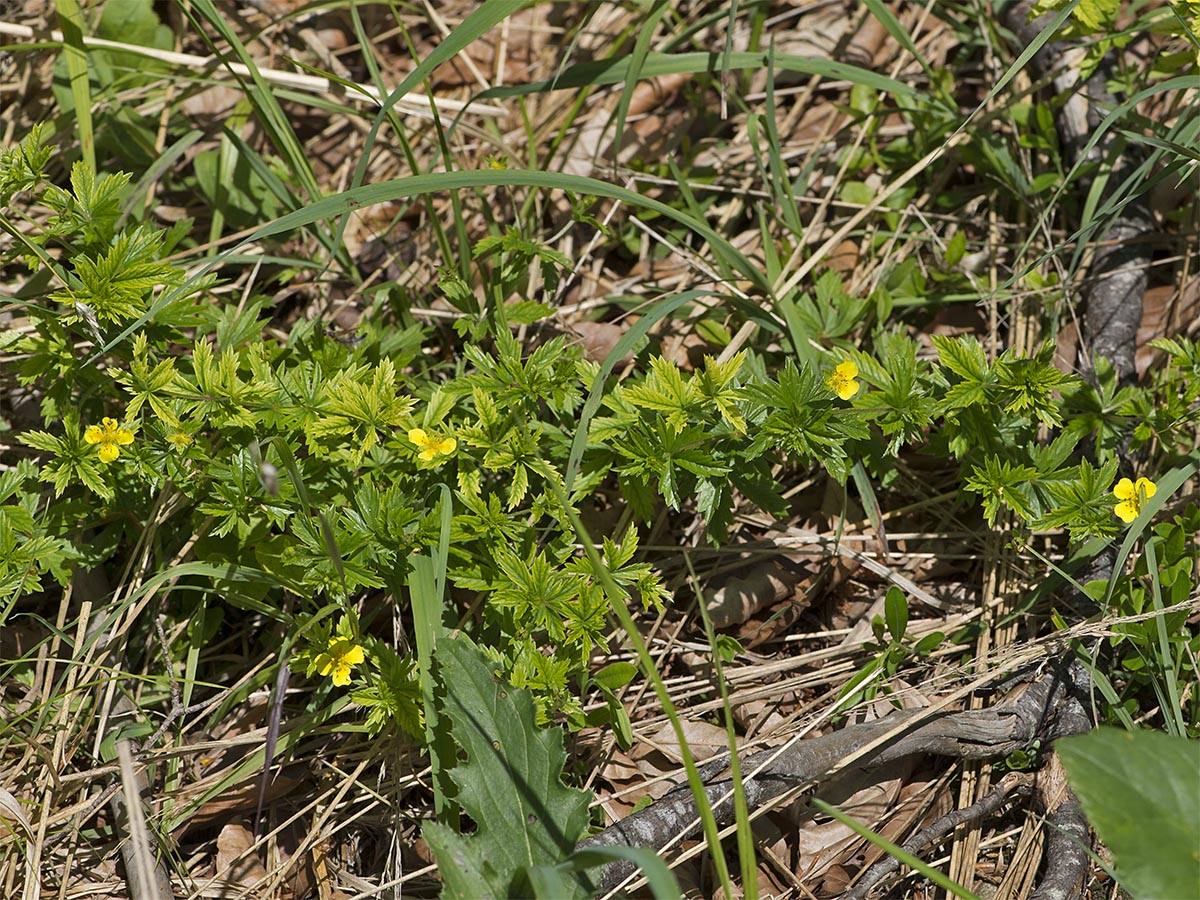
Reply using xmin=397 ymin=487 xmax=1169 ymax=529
xmin=579 ymin=663 xmax=1079 ymax=894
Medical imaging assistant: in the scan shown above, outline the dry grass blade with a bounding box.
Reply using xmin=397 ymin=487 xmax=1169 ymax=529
xmin=0 ymin=21 xmax=506 ymax=117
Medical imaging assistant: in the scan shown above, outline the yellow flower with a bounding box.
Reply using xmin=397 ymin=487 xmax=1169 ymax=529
xmin=409 ymin=428 xmax=457 ymax=462
xmin=826 ymin=360 xmax=861 ymax=400
xmin=316 ymin=637 xmax=365 ymax=687
xmin=84 ymin=417 xmax=134 ymax=462
xmin=483 ymin=155 xmax=508 ymax=170
xmin=1113 ymin=476 xmax=1157 ymax=524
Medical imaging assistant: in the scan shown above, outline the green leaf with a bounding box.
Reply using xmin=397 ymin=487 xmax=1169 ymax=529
xmin=1058 ymin=727 xmax=1200 ymax=900
xmin=592 ymin=661 xmax=638 ymax=691
xmin=932 ymin=334 xmax=989 ymax=384
xmin=476 ymin=51 xmax=919 ymax=105
xmin=94 ymin=171 xmax=780 ymax=363
xmin=567 ymin=847 xmax=682 ymax=900
xmin=423 ymin=636 xmax=592 ymax=900
xmin=97 ymin=0 xmax=172 ymax=48
xmin=884 ymin=585 xmax=908 ymax=641
xmin=943 ymin=230 xmax=967 ymax=267
xmin=54 ymin=225 xmax=183 ymax=324
xmin=506 ymin=300 xmax=555 ymax=324
xmin=964 ymin=456 xmax=1041 ymax=525
xmin=914 ymin=632 xmax=945 ymax=656
xmin=0 ymin=124 xmax=52 ymax=206
xmin=18 ymin=430 xmax=64 ymax=454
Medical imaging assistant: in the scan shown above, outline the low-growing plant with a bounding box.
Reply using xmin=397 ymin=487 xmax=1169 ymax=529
xmin=4 ymin=132 xmax=1197 ymax=731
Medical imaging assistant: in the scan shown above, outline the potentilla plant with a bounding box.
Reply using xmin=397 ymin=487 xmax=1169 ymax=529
xmin=2 ymin=136 xmax=1194 ymax=739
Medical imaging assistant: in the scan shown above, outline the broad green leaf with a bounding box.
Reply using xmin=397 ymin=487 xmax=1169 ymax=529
xmin=884 ymin=585 xmax=908 ymax=641
xmin=1058 ymin=727 xmax=1200 ymax=900
xmin=423 ymin=637 xmax=592 ymax=900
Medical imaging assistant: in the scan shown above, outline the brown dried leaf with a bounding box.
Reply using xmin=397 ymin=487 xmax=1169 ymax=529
xmin=704 ymin=560 xmax=808 ymax=629
xmin=1058 ymin=277 xmax=1199 ymax=378
xmin=214 ymin=821 xmax=269 ymax=893
xmin=659 ymin=330 xmax=710 ymax=370
xmin=172 ymin=765 xmax=307 ymax=838
xmin=429 ymin=6 xmax=549 ymax=87
xmin=785 ymin=759 xmax=913 ymax=882
xmin=844 ymin=13 xmax=891 ymax=68
xmin=180 ymin=85 xmax=245 ymax=120
xmin=598 ymin=718 xmax=734 ymax=820
xmin=828 ymin=239 xmax=861 ymax=276
xmin=0 ymin=786 xmax=32 ymax=836
xmin=570 ymin=320 xmax=629 ymax=364
xmin=643 ymin=718 xmax=732 ymax=766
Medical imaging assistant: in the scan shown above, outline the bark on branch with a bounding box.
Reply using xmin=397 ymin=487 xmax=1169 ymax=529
xmin=580 ymin=669 xmax=1073 ymax=893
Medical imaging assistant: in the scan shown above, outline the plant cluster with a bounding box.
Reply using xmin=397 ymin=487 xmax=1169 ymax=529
xmin=3 ymin=125 xmax=1197 ymax=739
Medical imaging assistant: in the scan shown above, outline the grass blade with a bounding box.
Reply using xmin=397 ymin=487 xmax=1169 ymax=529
xmin=53 ymin=0 xmax=94 ymax=170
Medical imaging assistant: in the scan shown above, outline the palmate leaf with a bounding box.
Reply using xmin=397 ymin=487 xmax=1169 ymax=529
xmin=43 ymin=162 xmax=129 ymax=247
xmin=0 ymin=123 xmax=51 ymax=206
xmin=53 ymin=225 xmax=183 ymax=324
xmin=423 ymin=636 xmax=592 ymax=900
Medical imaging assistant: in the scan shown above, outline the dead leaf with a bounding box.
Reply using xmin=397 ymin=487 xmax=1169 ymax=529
xmin=569 ymin=320 xmax=629 ymax=364
xmin=598 ymin=718 xmax=735 ymax=820
xmin=180 ymin=85 xmax=244 ymax=120
xmin=828 ymin=239 xmax=861 ymax=276
xmin=171 ymin=764 xmax=307 ymax=838
xmin=1056 ymin=276 xmax=1198 ymax=378
xmin=783 ymin=758 xmax=915 ymax=882
xmin=643 ymin=718 xmax=732 ymax=765
xmin=214 ymin=821 xmax=269 ymax=894
xmin=843 ymin=14 xmax=891 ymax=68
xmin=428 ymin=6 xmax=549 ymax=87
xmin=0 ymin=786 xmax=32 ymax=836
xmin=704 ymin=559 xmax=809 ymax=629
xmin=659 ymin=331 xmax=710 ymax=370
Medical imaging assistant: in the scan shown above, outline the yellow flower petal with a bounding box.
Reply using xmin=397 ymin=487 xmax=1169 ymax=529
xmin=85 ymin=418 xmax=135 ymax=462
xmin=1135 ymin=477 xmax=1156 ymax=500
xmin=1113 ymin=476 xmax=1158 ymax=524
xmin=826 ymin=359 xmax=861 ymax=401
xmin=1114 ymin=500 xmax=1139 ymax=524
